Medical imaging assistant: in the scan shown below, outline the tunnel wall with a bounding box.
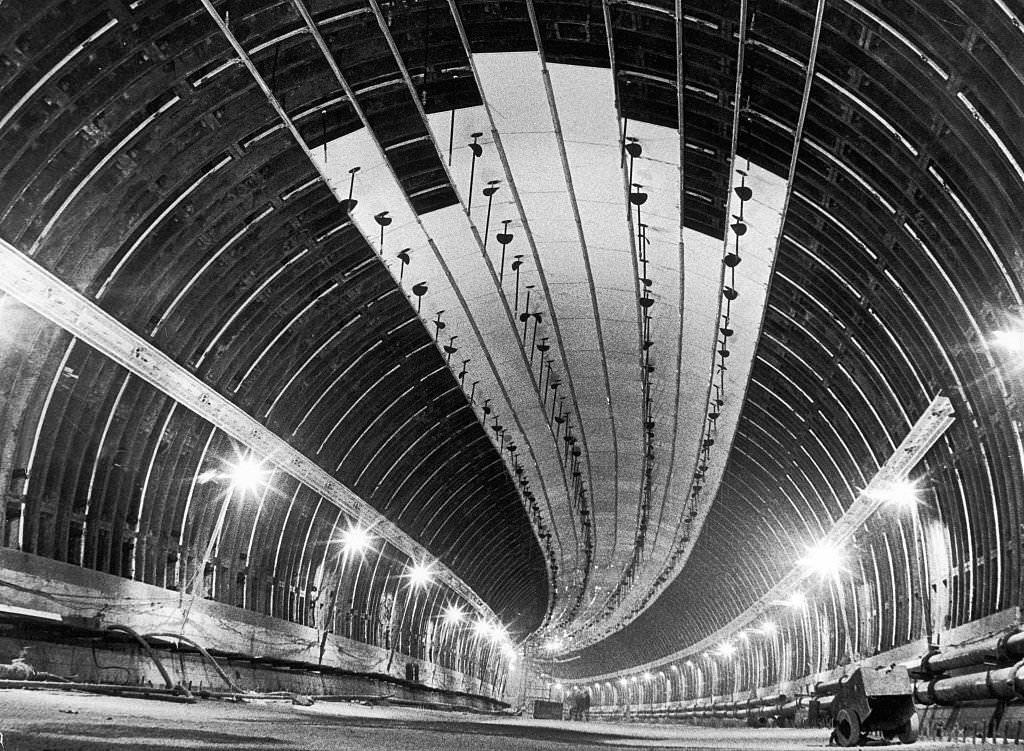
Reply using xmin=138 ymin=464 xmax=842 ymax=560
xmin=0 ymin=547 xmax=513 ymax=701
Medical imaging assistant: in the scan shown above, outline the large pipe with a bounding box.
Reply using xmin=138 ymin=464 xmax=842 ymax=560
xmin=0 ymin=679 xmax=196 ymax=703
xmin=919 ymin=629 xmax=1024 ymax=676
xmin=914 ymin=659 xmax=1024 ymax=705
xmin=142 ymin=632 xmax=245 ymax=694
xmin=106 ymin=624 xmax=192 ymax=699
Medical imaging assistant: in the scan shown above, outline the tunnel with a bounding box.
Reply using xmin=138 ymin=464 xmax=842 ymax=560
xmin=0 ymin=0 xmax=1022 ymax=748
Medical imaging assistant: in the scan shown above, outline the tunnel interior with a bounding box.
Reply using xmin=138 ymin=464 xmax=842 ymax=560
xmin=0 ymin=0 xmax=1023 ymax=723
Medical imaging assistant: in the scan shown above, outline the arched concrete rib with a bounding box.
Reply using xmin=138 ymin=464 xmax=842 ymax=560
xmin=0 ymin=236 xmax=498 ymax=621
xmin=197 ymin=0 xmax=573 ymax=625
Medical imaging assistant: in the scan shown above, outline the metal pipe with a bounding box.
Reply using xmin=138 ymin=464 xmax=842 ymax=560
xmin=914 ymin=659 xmax=1024 ymax=705
xmin=0 ymin=679 xmax=196 ymax=703
xmin=106 ymin=624 xmax=182 ymax=693
xmin=143 ymin=632 xmax=245 ymax=694
xmin=919 ymin=629 xmax=1024 ymax=676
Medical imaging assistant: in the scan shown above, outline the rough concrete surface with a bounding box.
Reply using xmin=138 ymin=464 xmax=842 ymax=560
xmin=0 ymin=689 xmax=955 ymax=750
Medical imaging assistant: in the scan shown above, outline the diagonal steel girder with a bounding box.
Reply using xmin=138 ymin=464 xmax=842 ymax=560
xmin=0 ymin=236 xmax=498 ymax=621
xmin=575 ymin=393 xmax=956 ymax=682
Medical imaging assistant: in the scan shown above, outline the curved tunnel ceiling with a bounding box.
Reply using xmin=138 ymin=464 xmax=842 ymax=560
xmin=1 ymin=0 xmax=1023 ymax=680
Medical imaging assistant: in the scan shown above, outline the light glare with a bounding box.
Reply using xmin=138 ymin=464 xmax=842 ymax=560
xmin=340 ymin=524 xmax=372 ymax=555
xmin=992 ymin=329 xmax=1024 ymax=351
xmin=228 ymin=457 xmax=266 ymax=493
xmin=786 ymin=591 xmax=807 ymax=609
xmin=800 ymin=540 xmax=845 ymax=579
xmin=443 ymin=604 xmax=464 ymax=625
xmin=407 ymin=561 xmax=433 ymax=588
xmin=867 ymin=480 xmax=918 ymax=508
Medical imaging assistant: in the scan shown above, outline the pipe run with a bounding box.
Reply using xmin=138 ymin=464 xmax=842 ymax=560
xmin=914 ymin=658 xmax=1024 ymax=706
xmin=106 ymin=624 xmax=193 ymax=700
xmin=919 ymin=629 xmax=1024 ymax=677
xmin=142 ymin=632 xmax=245 ymax=695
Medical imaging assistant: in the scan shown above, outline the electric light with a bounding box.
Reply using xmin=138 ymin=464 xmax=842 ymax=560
xmin=867 ymin=479 xmax=918 ymax=509
xmin=759 ymin=620 xmax=777 ymax=635
xmin=799 ymin=539 xmax=845 ymax=579
xmin=443 ymin=604 xmax=464 ymax=625
xmin=785 ymin=591 xmax=807 ymax=609
xmin=340 ymin=524 xmax=372 ymax=555
xmin=543 ymin=637 xmax=564 ymax=652
xmin=992 ymin=329 xmax=1024 ymax=352
xmin=228 ymin=456 xmax=266 ymax=493
xmin=407 ymin=561 xmax=433 ymax=588
xmin=643 ymin=672 xmax=653 ymax=681
xmin=474 ymin=618 xmax=491 ymax=637
xmin=490 ymin=623 xmax=509 ymax=643
xmin=716 ymin=641 xmax=736 ymax=657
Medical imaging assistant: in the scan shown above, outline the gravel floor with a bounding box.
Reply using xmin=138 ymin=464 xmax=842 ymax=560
xmin=0 ymin=689 xmax=955 ymax=750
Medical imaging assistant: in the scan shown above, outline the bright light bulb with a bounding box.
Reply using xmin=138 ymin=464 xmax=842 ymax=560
xmin=228 ymin=457 xmax=266 ymax=493
xmin=474 ymin=618 xmax=491 ymax=637
xmin=717 ymin=642 xmax=736 ymax=657
xmin=340 ymin=524 xmax=372 ymax=555
xmin=543 ymin=637 xmax=564 ymax=652
xmin=490 ymin=623 xmax=509 ymax=643
xmin=786 ymin=591 xmax=807 ymax=609
xmin=867 ymin=480 xmax=918 ymax=508
xmin=992 ymin=329 xmax=1024 ymax=351
xmin=759 ymin=620 xmax=777 ymax=635
xmin=643 ymin=672 xmax=653 ymax=681
xmin=443 ymin=604 xmax=464 ymax=625
xmin=800 ymin=540 xmax=845 ymax=578
xmin=407 ymin=561 xmax=433 ymax=588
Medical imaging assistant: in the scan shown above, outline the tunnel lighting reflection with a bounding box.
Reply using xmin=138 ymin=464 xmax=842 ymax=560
xmin=867 ymin=479 xmax=918 ymax=508
xmin=227 ymin=457 xmax=266 ymax=493
xmin=474 ymin=618 xmax=491 ymax=637
xmin=716 ymin=642 xmax=736 ymax=657
xmin=543 ymin=637 xmax=564 ymax=652
xmin=775 ymin=591 xmax=807 ymax=609
xmin=992 ymin=329 xmax=1024 ymax=351
xmin=339 ymin=524 xmax=373 ymax=555
xmin=490 ymin=623 xmax=510 ymax=644
xmin=407 ymin=561 xmax=434 ymax=588
xmin=643 ymin=672 xmax=653 ymax=681
xmin=799 ymin=540 xmax=845 ymax=579
xmin=758 ymin=620 xmax=777 ymax=635
xmin=442 ymin=604 xmax=464 ymax=625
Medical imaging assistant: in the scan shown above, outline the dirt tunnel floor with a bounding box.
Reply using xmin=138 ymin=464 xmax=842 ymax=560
xmin=0 ymin=689 xmax=957 ymax=750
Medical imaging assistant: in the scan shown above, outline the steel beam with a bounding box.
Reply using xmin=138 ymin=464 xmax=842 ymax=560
xmin=0 ymin=236 xmax=496 ymax=620
xmin=578 ymin=393 xmax=955 ymax=681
